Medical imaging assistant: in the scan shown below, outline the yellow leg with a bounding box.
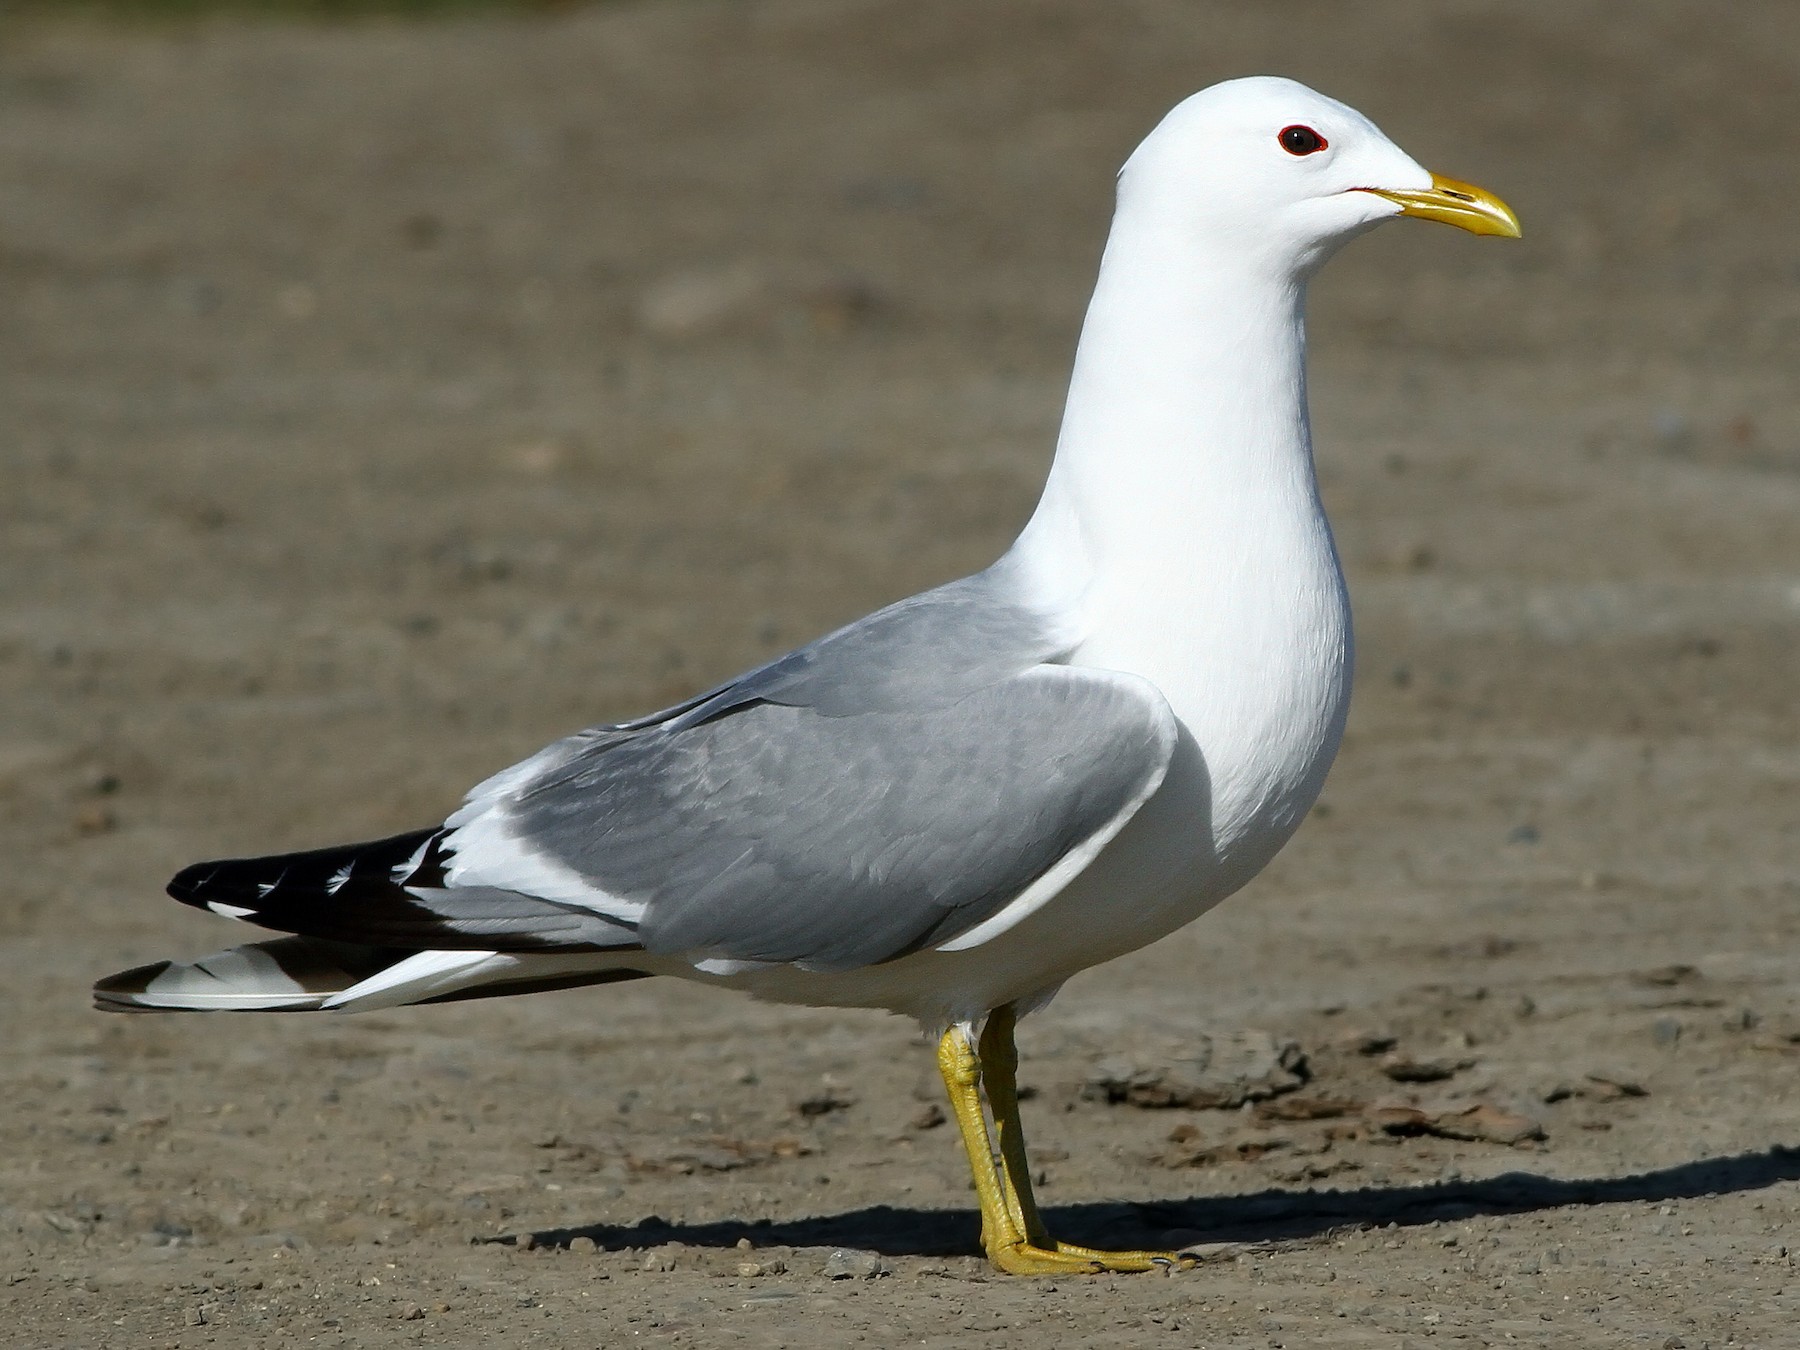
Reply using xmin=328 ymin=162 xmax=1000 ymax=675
xmin=977 ymin=1005 xmax=1051 ymax=1246
xmin=938 ymin=1012 xmax=1188 ymax=1275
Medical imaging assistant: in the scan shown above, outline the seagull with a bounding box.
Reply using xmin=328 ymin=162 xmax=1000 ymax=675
xmin=96 ymin=77 xmax=1518 ymax=1275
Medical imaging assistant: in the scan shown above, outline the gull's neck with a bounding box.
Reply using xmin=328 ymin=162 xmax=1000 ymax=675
xmin=1000 ymin=200 xmax=1353 ymax=880
xmin=1010 ymin=209 xmax=1321 ymax=613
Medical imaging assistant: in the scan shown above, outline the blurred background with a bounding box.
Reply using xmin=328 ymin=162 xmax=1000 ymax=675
xmin=2 ymin=2 xmax=1797 ymax=1344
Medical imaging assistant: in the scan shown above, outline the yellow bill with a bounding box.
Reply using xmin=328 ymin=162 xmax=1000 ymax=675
xmin=1362 ymin=173 xmax=1521 ymax=238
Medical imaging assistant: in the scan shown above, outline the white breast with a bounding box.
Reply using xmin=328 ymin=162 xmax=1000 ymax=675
xmin=1034 ymin=493 xmax=1352 ymax=955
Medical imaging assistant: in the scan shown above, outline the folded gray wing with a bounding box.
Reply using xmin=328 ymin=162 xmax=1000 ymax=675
xmin=434 ymin=562 xmax=1174 ymax=972
xmin=479 ymin=663 xmax=1174 ymax=971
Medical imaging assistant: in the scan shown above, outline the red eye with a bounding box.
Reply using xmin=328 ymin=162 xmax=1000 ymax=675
xmin=1279 ymin=125 xmax=1327 ymax=156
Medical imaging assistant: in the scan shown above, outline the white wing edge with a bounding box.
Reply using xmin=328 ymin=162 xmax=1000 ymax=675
xmin=438 ymin=743 xmax=648 ymax=924
xmin=933 ymin=666 xmax=1177 ymax=954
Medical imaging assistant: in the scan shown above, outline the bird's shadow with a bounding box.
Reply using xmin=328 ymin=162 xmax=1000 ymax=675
xmin=520 ymin=1145 xmax=1800 ymax=1258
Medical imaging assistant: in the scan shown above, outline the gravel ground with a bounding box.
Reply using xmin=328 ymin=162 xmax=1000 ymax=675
xmin=3 ymin=2 xmax=1798 ymax=1346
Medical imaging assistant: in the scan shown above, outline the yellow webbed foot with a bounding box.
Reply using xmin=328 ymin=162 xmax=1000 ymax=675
xmin=1040 ymin=1240 xmax=1194 ymax=1273
xmin=984 ymin=1238 xmax=1190 ymax=1275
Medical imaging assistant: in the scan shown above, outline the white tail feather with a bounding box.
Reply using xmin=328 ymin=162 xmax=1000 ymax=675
xmin=324 ymin=949 xmax=630 ymax=1011
xmin=96 ymin=943 xmax=338 ymax=1012
xmin=96 ymin=937 xmax=642 ymax=1014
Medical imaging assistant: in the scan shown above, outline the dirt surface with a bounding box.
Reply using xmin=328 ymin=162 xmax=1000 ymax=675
xmin=4 ymin=2 xmax=1800 ymax=1345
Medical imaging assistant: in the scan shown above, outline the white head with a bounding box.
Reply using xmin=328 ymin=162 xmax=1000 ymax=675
xmin=1119 ymin=76 xmax=1519 ymax=279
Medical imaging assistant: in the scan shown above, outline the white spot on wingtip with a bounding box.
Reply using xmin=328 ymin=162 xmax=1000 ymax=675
xmin=207 ymin=901 xmax=257 ymax=920
xmin=326 ymin=864 xmax=353 ymax=894
xmin=392 ymin=837 xmax=432 ymax=883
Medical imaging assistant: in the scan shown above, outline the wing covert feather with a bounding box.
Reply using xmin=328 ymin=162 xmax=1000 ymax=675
xmin=495 ymin=664 xmax=1174 ymax=971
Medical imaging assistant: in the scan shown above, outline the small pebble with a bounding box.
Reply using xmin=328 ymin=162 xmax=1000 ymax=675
xmin=1179 ymin=1241 xmax=1246 ymax=1263
xmin=1379 ymin=1049 xmax=1474 ymax=1084
xmin=568 ymin=1236 xmax=597 ymax=1256
xmin=909 ymin=1103 xmax=946 ymax=1131
xmin=796 ymin=1089 xmax=856 ymax=1118
xmin=1334 ymin=1029 xmax=1397 ymax=1055
xmin=821 ymin=1248 xmax=888 ymax=1280
xmin=1584 ymin=1071 xmax=1647 ymax=1099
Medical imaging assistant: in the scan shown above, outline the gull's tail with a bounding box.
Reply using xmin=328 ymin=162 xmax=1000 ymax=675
xmin=94 ymin=937 xmax=648 ymax=1013
xmin=95 ymin=828 xmax=650 ymax=1014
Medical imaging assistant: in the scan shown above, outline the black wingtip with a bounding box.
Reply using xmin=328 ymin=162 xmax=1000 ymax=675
xmin=166 ymin=861 xmax=217 ymax=906
xmin=162 ymin=828 xmax=442 ymax=914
